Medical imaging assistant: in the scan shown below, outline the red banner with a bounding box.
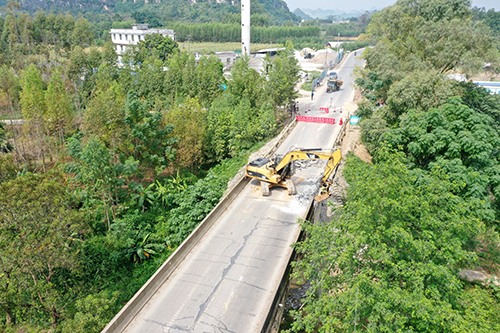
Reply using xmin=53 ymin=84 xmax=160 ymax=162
xmin=296 ymin=116 xmax=336 ymax=124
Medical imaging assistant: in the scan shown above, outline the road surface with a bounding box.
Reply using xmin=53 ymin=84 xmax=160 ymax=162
xmin=119 ymin=51 xmax=364 ymax=333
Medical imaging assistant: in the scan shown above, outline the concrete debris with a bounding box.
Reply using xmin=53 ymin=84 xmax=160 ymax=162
xmin=285 ymin=280 xmax=311 ymax=311
xmin=293 ymin=159 xmax=324 ymax=171
xmin=293 ymin=177 xmax=322 ymax=207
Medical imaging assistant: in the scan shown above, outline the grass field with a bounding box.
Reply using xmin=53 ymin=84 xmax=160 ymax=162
xmin=178 ymin=42 xmax=284 ymax=54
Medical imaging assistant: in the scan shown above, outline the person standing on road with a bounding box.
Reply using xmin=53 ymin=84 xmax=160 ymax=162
xmin=311 ymin=92 xmax=314 ymax=100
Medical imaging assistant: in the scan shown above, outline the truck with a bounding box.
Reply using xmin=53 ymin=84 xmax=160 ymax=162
xmin=245 ymin=148 xmax=342 ymax=201
xmin=326 ymin=78 xmax=343 ymax=93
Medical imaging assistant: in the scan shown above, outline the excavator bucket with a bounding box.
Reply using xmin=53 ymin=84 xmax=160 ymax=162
xmin=314 ymin=182 xmax=331 ymax=202
xmin=314 ymin=192 xmax=331 ymax=202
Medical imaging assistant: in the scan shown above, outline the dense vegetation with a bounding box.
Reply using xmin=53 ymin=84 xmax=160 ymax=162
xmin=0 ymin=1 xmax=322 ymax=52
xmin=171 ymin=22 xmax=320 ymax=43
xmin=0 ymin=0 xmax=300 ymax=26
xmin=473 ymin=6 xmax=500 ymax=47
xmin=0 ymin=1 xmax=302 ymax=329
xmin=0 ymin=0 xmax=300 ymax=47
xmin=325 ymin=12 xmax=372 ymax=38
xmin=287 ymin=0 xmax=500 ymax=332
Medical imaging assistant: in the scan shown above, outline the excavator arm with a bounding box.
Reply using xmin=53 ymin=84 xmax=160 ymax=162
xmin=321 ymin=148 xmax=342 ymax=183
xmin=246 ymin=148 xmax=342 ymax=198
xmin=273 ymin=148 xmax=339 ymax=172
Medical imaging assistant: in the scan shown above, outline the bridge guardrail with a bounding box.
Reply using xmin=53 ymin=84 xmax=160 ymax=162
xmin=101 ymin=118 xmax=298 ymax=333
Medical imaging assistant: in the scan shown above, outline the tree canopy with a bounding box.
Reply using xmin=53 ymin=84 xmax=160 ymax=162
xmin=287 ymin=1 xmax=500 ymax=332
xmin=289 ymin=150 xmax=499 ymax=333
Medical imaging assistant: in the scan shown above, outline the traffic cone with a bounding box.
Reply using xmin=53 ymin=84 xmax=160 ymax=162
xmin=339 ymin=117 xmax=343 ymax=125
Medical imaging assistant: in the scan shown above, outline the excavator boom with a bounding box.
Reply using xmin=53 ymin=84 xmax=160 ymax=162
xmin=245 ymin=148 xmax=342 ymax=199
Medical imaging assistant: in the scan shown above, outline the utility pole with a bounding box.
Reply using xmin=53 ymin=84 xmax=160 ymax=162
xmin=241 ymin=0 xmax=251 ymax=56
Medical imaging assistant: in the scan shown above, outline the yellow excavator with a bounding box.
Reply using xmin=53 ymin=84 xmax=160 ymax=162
xmin=245 ymin=148 xmax=342 ymax=201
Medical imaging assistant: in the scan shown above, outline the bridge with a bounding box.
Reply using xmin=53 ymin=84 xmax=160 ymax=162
xmin=102 ymin=51 xmax=364 ymax=333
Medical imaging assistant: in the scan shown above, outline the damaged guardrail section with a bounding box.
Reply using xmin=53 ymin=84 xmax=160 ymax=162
xmin=101 ymin=119 xmax=297 ymax=333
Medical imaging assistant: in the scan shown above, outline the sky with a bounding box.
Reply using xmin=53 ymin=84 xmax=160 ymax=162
xmin=283 ymin=0 xmax=498 ymax=13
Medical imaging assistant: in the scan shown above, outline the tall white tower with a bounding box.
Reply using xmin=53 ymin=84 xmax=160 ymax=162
xmin=241 ymin=0 xmax=250 ymax=56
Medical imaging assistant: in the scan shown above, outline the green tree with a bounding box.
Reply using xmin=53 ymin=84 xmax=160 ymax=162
xmin=66 ymin=135 xmax=138 ymax=229
xmin=20 ymin=64 xmax=48 ymax=165
xmin=2 ymin=1 xmax=22 ymax=45
xmin=358 ymin=0 xmax=499 ymax=105
xmin=20 ymin=64 xmax=45 ymax=122
xmin=194 ymin=55 xmax=225 ymax=108
xmin=122 ymin=90 xmax=176 ymax=176
xmin=383 ymin=97 xmax=500 ymax=216
xmin=289 ymin=150 xmax=487 ymax=332
xmin=83 ymin=75 xmax=125 ymax=150
xmin=0 ymin=64 xmax=20 ymax=116
xmin=206 ymin=94 xmax=233 ymax=161
xmin=59 ymin=290 xmax=120 ymax=333
xmin=0 ymin=153 xmax=17 ymax=183
xmin=45 ymin=69 xmax=73 ymax=145
xmin=229 ymin=97 xmax=255 ymax=154
xmin=385 ymin=70 xmax=461 ymax=122
xmin=0 ymin=171 xmax=85 ymax=327
xmin=72 ymin=16 xmax=93 ymax=48
xmin=163 ymin=52 xmax=192 ymax=103
xmin=229 ymin=55 xmax=264 ymax=109
xmin=135 ymin=33 xmax=179 ymax=63
xmin=265 ymin=40 xmax=300 ymax=108
xmin=165 ymin=97 xmax=206 ymax=169
xmin=0 ymin=65 xmax=21 ymax=154
xmin=134 ymin=57 xmax=167 ymax=109
xmin=256 ymin=99 xmax=277 ymax=139
xmin=0 ymin=122 xmax=12 ymax=153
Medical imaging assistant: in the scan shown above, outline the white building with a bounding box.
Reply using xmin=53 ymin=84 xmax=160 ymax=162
xmin=110 ymin=24 xmax=176 ymax=56
xmin=215 ymin=51 xmax=237 ymax=71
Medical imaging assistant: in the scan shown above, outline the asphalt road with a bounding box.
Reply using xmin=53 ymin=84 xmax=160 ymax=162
xmin=121 ymin=51 xmax=364 ymax=333
xmin=299 ymin=50 xmax=362 ymax=117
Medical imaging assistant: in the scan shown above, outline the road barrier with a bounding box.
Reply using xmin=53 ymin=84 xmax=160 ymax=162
xmin=319 ymin=107 xmax=329 ymax=113
xmin=297 ymin=115 xmax=335 ymax=124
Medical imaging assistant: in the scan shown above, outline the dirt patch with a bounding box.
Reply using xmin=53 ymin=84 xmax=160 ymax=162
xmin=469 ymin=72 xmax=500 ymax=82
xmin=341 ymin=125 xmax=372 ymax=163
xmin=339 ymin=88 xmax=372 ymax=163
xmin=309 ymin=49 xmax=338 ymax=65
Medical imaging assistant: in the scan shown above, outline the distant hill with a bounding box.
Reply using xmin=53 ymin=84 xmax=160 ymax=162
xmin=299 ymin=8 xmax=376 ymax=19
xmin=293 ymin=8 xmax=313 ymax=20
xmin=1 ymin=0 xmax=300 ymax=26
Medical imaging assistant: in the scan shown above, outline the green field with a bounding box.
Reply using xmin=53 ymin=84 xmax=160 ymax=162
xmin=178 ymin=42 xmax=284 ymax=54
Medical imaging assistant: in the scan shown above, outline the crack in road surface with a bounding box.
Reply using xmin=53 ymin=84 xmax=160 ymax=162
xmin=190 ymin=221 xmax=261 ymax=330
